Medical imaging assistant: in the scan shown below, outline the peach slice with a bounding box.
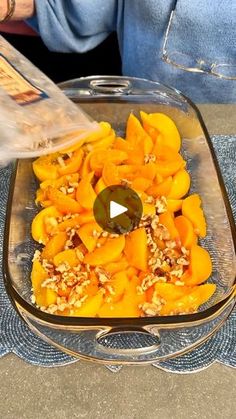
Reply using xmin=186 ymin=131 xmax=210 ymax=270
xmin=142 ymin=203 xmax=156 ymax=217
xmin=83 ymin=271 xmax=99 ymax=297
xmin=31 ymin=260 xmax=57 ymax=307
xmin=167 ymin=169 xmax=191 ymax=199
xmin=85 ymin=130 xmax=115 ymax=151
xmin=104 ymin=258 xmax=129 ymax=275
xmin=159 ymin=211 xmax=180 ymax=240
xmin=124 ymin=227 xmax=148 ymax=271
xmin=159 ymin=283 xmax=216 ymax=315
xmin=72 ymin=291 xmax=104 ymax=317
xmin=131 ymin=177 xmax=152 ymax=191
xmin=154 ymin=145 xmax=185 ymax=177
xmin=146 ymin=176 xmax=172 ymax=197
xmin=90 ymin=149 xmax=128 ymax=176
xmin=140 ymin=111 xmax=181 ymax=152
xmin=41 ymin=231 xmax=68 ymax=261
xmin=58 ymin=148 xmax=84 ymax=176
xmin=83 ymin=236 xmax=125 ymax=266
xmin=139 ymin=162 xmax=157 ymax=180
xmin=78 ymin=221 xmax=103 ymax=252
xmin=94 ymin=177 xmax=107 ymax=194
xmin=102 ymin=161 xmax=121 ymax=186
xmin=109 ymin=271 xmax=130 ymax=302
xmin=166 ymin=199 xmax=183 ymax=212
xmin=76 ymin=172 xmax=97 ymax=210
xmin=33 ymin=153 xmax=60 ymax=182
xmin=174 ymin=215 xmax=197 ymax=249
xmin=113 ymin=137 xmax=133 ymax=152
xmin=154 ymin=283 xmax=196 ymax=301
xmin=99 ymin=276 xmax=143 ymax=317
xmin=47 ymin=186 xmax=82 ymax=214
xmin=53 ymin=248 xmax=81 ymax=268
xmin=31 ymin=205 xmax=61 ymax=244
xmin=40 ymin=173 xmax=79 ymax=191
xmin=182 ymin=194 xmax=207 ymax=238
xmin=126 ymin=113 xmax=153 ymax=153
xmin=183 ymin=244 xmax=213 ymax=285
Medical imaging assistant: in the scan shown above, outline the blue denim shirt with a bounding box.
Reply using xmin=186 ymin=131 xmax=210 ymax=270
xmin=29 ymin=0 xmax=236 ymax=103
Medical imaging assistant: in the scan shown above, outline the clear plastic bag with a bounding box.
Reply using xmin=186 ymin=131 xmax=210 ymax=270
xmin=0 ymin=36 xmax=99 ymax=164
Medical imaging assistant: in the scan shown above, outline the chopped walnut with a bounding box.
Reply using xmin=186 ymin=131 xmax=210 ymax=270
xmin=144 ymin=153 xmax=156 ymax=164
xmin=155 ymin=196 xmax=167 ymax=213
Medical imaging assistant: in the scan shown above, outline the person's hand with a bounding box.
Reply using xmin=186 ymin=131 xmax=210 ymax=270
xmin=0 ymin=1 xmax=9 ymax=21
xmin=0 ymin=0 xmax=34 ymax=22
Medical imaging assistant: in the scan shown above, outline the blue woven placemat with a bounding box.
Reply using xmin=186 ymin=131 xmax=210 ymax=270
xmin=0 ymin=135 xmax=235 ymax=372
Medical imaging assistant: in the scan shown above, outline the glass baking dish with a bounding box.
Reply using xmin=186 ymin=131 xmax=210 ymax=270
xmin=3 ymin=76 xmax=236 ymax=365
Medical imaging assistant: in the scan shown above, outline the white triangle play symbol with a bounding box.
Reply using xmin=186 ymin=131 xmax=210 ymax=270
xmin=110 ymin=200 xmax=128 ymax=219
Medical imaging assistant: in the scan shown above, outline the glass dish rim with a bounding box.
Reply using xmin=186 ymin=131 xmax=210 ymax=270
xmin=3 ymin=75 xmax=236 ymax=328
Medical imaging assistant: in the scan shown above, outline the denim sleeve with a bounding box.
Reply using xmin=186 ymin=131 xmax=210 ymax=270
xmin=28 ymin=0 xmax=118 ymax=52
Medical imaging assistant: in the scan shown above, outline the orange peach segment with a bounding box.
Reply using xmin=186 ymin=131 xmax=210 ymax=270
xmin=123 ymin=276 xmax=146 ymax=307
xmin=58 ymin=148 xmax=84 ymax=176
xmin=182 ymin=194 xmax=207 ymax=238
xmin=94 ymin=177 xmax=107 ymax=194
xmin=159 ymin=284 xmax=216 ymax=315
xmin=146 ymin=176 xmax=172 ymax=197
xmin=154 ymin=283 xmax=196 ymax=301
xmin=31 ymin=205 xmax=61 ymax=244
xmin=124 ymin=227 xmax=148 ymax=271
xmin=83 ymin=271 xmax=99 ymax=297
xmin=41 ymin=231 xmax=68 ymax=261
xmin=40 ymin=173 xmax=79 ymax=191
xmin=72 ymin=291 xmax=104 ymax=317
xmin=140 ymin=111 xmax=181 ymax=152
xmin=109 ymin=271 xmax=129 ymax=302
xmin=166 ymin=199 xmax=183 ymax=212
xmin=154 ymin=145 xmax=185 ymax=177
xmin=142 ymin=203 xmax=156 ymax=217
xmin=59 ymin=122 xmax=111 ymax=154
xmin=83 ymin=236 xmax=125 ymax=266
xmin=102 ymin=161 xmax=121 ymax=186
xmin=78 ymin=222 xmax=103 ymax=252
xmin=33 ymin=153 xmax=60 ymax=182
xmin=159 ymin=211 xmax=180 ymax=241
xmin=76 ymin=172 xmax=97 ymax=210
xmin=31 ymin=260 xmax=57 ymax=307
xmin=90 ymin=149 xmax=128 ymax=176
xmin=47 ymin=187 xmax=82 ymax=214
xmin=183 ymin=244 xmax=213 ymax=285
xmin=174 ymin=215 xmax=197 ymax=249
xmin=131 ymin=177 xmax=152 ymax=191
xmin=104 ymin=258 xmax=129 ymax=275
xmin=80 ymin=149 xmax=95 ymax=178
xmin=53 ymin=248 xmax=81 ymax=268
xmin=57 ymin=215 xmax=81 ymax=231
xmin=113 ymin=137 xmax=133 ymax=152
xmin=167 ymin=169 xmax=191 ymax=199
xmin=139 ymin=162 xmax=157 ymax=180
xmin=82 ymin=121 xmax=112 ymax=144
xmin=126 ymin=113 xmax=153 ymax=153
xmin=85 ymin=130 xmax=115 ymax=151
xmin=35 ymin=188 xmax=52 ymax=208
xmin=99 ymin=276 xmax=143 ymax=318
xmin=98 ymin=300 xmax=139 ymax=318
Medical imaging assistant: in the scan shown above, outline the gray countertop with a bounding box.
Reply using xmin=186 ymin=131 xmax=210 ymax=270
xmin=1 ymin=104 xmax=235 ymax=419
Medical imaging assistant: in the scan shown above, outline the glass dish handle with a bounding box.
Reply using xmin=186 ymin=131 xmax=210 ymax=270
xmin=22 ymin=314 xmax=163 ymax=363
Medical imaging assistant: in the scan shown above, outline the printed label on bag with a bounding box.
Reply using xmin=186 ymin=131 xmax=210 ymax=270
xmin=0 ymin=54 xmax=48 ymax=105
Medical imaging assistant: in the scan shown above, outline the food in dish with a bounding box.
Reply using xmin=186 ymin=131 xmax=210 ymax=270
xmin=30 ymin=112 xmax=215 ymax=317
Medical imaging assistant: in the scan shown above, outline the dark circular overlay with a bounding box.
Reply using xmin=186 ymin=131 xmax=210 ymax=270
xmin=93 ymin=185 xmax=143 ymax=234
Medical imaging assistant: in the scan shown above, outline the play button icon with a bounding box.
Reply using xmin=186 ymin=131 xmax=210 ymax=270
xmin=93 ymin=185 xmax=143 ymax=234
xmin=110 ymin=201 xmax=128 ymax=219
